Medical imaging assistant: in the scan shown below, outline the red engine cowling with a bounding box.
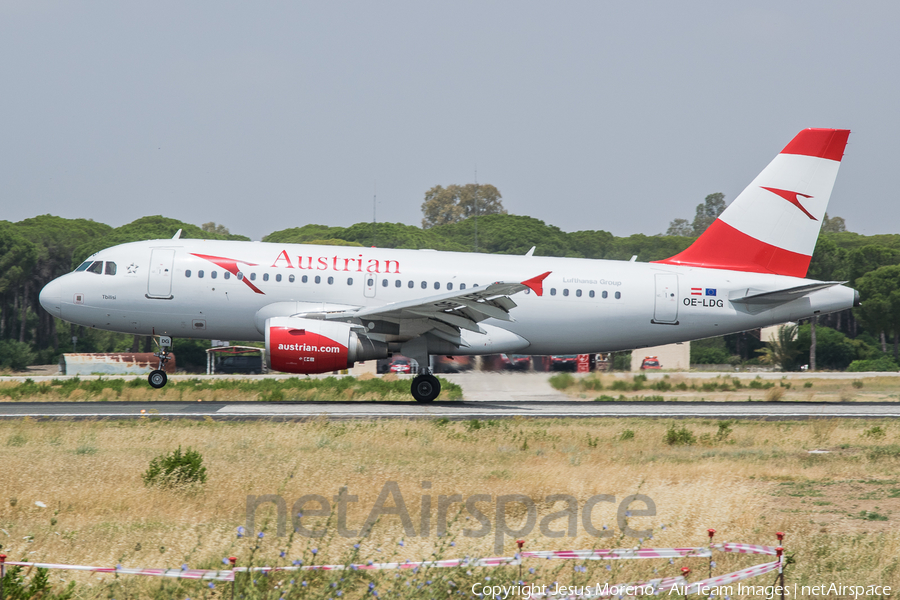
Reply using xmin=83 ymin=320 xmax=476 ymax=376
xmin=265 ymin=317 xmax=388 ymax=374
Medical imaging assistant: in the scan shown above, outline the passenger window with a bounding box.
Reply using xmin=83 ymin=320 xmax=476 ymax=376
xmin=104 ymin=262 xmax=117 ymax=275
xmin=347 ymin=277 xmax=353 ymax=285
xmin=395 ymin=280 xmax=401 ymax=288
xmin=87 ymin=261 xmax=103 ymax=274
xmin=421 ymin=281 xmax=427 ymax=289
xmin=327 ymin=276 xmax=334 ymax=285
xmin=75 ymin=261 xmax=91 ymax=272
xmin=589 ymin=290 xmax=595 ymax=298
xmin=198 ymin=270 xmax=205 ymax=279
xmin=224 ymin=271 xmax=231 ymax=280
xmin=237 ymin=272 xmax=243 ymax=280
xmin=550 ymin=288 xmax=556 ymax=296
xmin=211 ymin=271 xmax=217 ymax=279
xmin=315 ymin=276 xmax=321 ymax=284
xmin=602 ymin=291 xmax=608 ymax=298
xmin=408 ymin=281 xmax=414 ymax=288
xmin=250 ymin=273 xmax=256 ymax=281
xmin=615 ymin=291 xmax=621 ymax=299
xmin=289 ymin=274 xmax=295 ymax=283
xmin=382 ymin=279 xmax=388 ymax=287
xmin=563 ymin=289 xmax=569 ymax=297
xmin=263 ymin=273 xmax=269 ymax=282
xmin=434 ymin=282 xmax=440 ymax=290
xmin=447 ymin=282 xmax=453 ymax=291
xmin=276 ymin=274 xmax=282 ymax=282
xmin=367 ymin=277 xmax=374 ymax=287
xmin=576 ymin=289 xmax=582 ymax=297
xmin=185 ymin=270 xmax=192 ymax=278
xmin=460 ymin=283 xmax=466 ymax=290
xmin=302 ymin=275 xmax=308 ymax=283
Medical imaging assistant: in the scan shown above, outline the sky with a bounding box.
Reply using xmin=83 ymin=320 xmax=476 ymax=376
xmin=1 ymin=2 xmax=898 ymax=241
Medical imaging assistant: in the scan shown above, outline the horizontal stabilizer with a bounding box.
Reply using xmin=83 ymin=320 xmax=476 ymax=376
xmin=729 ymin=282 xmax=845 ymax=305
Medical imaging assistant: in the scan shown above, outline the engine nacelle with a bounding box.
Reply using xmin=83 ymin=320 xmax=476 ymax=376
xmin=265 ymin=317 xmax=388 ymax=374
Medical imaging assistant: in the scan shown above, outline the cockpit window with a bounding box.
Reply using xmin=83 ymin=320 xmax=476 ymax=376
xmin=104 ymin=262 xmax=117 ymax=275
xmin=86 ymin=261 xmax=103 ymax=274
xmin=75 ymin=261 xmax=92 ymax=272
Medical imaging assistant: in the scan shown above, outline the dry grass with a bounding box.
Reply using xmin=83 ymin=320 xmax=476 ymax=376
xmin=0 ymin=417 xmax=899 ymax=596
xmin=561 ymin=373 xmax=900 ymax=403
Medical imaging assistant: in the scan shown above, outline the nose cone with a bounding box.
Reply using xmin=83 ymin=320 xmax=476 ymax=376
xmin=40 ymin=278 xmax=62 ymax=317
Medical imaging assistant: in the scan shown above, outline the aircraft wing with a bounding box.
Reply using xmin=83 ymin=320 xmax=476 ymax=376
xmin=322 ymin=272 xmax=550 ymax=344
xmin=729 ymin=281 xmax=846 ymax=305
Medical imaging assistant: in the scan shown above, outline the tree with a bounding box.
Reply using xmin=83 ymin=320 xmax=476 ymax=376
xmin=201 ymin=222 xmax=231 ymax=235
xmin=421 ymin=184 xmax=505 ymax=229
xmin=855 ymin=265 xmax=900 ymax=361
xmin=795 ymin=323 xmax=862 ymax=371
xmin=666 ymin=218 xmax=693 ymax=236
xmin=821 ymin=213 xmax=847 ymax=233
xmin=757 ymin=323 xmax=800 ymax=371
xmin=691 ymin=193 xmax=726 ymax=235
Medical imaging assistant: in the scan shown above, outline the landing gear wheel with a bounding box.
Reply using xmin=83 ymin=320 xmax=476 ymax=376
xmin=148 ymin=369 xmax=168 ymax=389
xmin=411 ymin=374 xmax=440 ymax=402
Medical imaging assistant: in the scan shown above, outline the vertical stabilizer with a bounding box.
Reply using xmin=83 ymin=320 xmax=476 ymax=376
xmin=655 ymin=128 xmax=850 ymax=277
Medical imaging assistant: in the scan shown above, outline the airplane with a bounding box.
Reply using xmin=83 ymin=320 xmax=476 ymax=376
xmin=39 ymin=128 xmax=857 ymax=401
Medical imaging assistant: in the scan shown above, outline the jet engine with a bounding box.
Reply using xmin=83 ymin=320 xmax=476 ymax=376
xmin=265 ymin=317 xmax=388 ymax=374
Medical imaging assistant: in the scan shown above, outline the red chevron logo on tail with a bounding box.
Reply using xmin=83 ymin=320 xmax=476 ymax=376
xmin=760 ymin=186 xmax=817 ymax=221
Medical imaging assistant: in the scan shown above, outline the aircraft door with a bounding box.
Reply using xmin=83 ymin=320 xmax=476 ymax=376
xmin=147 ymin=249 xmax=176 ymax=299
xmin=653 ymin=273 xmax=679 ymax=324
xmin=363 ymin=274 xmax=377 ymax=298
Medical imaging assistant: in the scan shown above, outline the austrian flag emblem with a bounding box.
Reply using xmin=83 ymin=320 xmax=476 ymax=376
xmin=691 ymin=287 xmax=717 ymax=296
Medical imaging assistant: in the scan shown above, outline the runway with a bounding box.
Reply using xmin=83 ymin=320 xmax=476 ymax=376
xmin=1 ymin=400 xmax=898 ymax=420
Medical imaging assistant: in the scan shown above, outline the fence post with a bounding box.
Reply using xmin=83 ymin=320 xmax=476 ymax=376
xmin=1 ymin=552 xmax=6 ymax=600
xmin=229 ymin=556 xmax=237 ymax=600
xmin=776 ymin=531 xmax=786 ymax=600
xmin=680 ymin=567 xmax=690 ymax=600
xmin=707 ymin=529 xmax=716 ymax=578
xmin=516 ymin=540 xmax=525 ymax=581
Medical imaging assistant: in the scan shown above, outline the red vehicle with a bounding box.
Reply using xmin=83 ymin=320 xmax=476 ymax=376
xmin=389 ymin=357 xmax=413 ymax=374
xmin=640 ymin=356 xmax=661 ymax=370
xmin=550 ymin=354 xmax=578 ymax=371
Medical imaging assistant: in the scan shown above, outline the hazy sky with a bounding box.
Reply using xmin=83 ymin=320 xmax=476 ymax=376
xmin=2 ymin=2 xmax=897 ymax=241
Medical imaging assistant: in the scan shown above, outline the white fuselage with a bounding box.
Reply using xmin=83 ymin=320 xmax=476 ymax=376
xmin=40 ymin=239 xmax=856 ymax=356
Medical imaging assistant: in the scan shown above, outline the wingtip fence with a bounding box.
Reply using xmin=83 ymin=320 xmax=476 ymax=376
xmin=0 ymin=530 xmax=788 ymax=599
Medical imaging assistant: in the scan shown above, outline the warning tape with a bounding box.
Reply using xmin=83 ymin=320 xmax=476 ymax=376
xmin=0 ymin=544 xmax=779 ymax=584
xmin=3 ymin=561 xmax=235 ymax=581
xmin=522 ymin=548 xmax=711 ymax=560
xmin=527 ymin=561 xmax=782 ymax=599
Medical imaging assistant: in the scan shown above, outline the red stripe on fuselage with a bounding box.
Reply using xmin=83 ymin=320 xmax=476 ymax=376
xmin=191 ymin=253 xmax=265 ymax=294
xmin=652 ymin=219 xmax=811 ymax=277
xmin=780 ymin=128 xmax=850 ymax=162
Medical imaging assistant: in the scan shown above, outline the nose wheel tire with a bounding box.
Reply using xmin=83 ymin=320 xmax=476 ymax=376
xmin=411 ymin=374 xmax=440 ymax=402
xmin=148 ymin=370 xmax=168 ymax=389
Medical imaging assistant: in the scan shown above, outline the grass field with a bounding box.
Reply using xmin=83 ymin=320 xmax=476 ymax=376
xmin=0 ymin=374 xmax=463 ymax=403
xmin=1 ymin=415 xmax=899 ymax=598
xmin=551 ymin=372 xmax=900 ymax=403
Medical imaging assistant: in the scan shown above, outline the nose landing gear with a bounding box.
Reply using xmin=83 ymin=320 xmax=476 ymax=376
xmin=148 ymin=335 xmax=172 ymax=389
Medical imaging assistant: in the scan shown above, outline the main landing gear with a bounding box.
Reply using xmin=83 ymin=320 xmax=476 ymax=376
xmin=149 ymin=335 xmax=172 ymax=389
xmin=411 ymin=373 xmax=441 ymax=402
